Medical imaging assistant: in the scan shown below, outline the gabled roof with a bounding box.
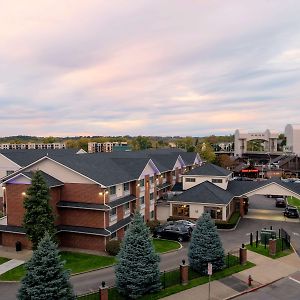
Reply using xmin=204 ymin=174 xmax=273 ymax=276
xmin=172 ymin=181 xmax=233 ymax=205
xmin=0 ymin=149 xmax=83 ymax=167
xmin=3 ymin=171 xmax=64 ymax=188
xmin=227 ymin=178 xmax=300 ymax=197
xmin=186 ymin=163 xmax=232 ymax=177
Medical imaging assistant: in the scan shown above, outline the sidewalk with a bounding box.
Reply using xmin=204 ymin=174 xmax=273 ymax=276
xmin=0 ymin=259 xmax=24 ymax=275
xmin=161 ymin=251 xmax=300 ymax=300
xmin=0 ymin=246 xmax=32 ymax=261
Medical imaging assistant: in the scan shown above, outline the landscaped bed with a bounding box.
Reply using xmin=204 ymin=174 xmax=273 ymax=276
xmin=246 ymin=238 xmax=293 ymax=259
xmin=78 ymin=258 xmax=255 ymax=300
xmin=215 ymin=211 xmax=240 ymax=229
xmin=0 ymin=239 xmax=180 ymax=281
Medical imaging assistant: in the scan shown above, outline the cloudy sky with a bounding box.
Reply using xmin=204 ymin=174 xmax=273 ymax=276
xmin=0 ymin=1 xmax=300 ymax=137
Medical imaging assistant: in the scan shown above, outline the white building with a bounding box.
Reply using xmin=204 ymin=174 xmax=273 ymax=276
xmin=285 ymin=124 xmax=300 ymax=155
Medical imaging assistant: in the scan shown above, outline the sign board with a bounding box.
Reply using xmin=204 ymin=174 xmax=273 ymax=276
xmin=208 ymin=263 xmax=212 ymax=275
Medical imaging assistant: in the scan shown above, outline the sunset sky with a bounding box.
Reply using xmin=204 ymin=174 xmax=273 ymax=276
xmin=1 ymin=0 xmax=300 ymax=137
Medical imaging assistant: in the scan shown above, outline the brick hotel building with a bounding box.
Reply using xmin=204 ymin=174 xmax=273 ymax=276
xmin=0 ymin=149 xmax=201 ymax=251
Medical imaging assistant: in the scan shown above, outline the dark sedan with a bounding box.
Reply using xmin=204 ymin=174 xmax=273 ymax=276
xmin=275 ymin=197 xmax=286 ymax=208
xmin=283 ymin=206 xmax=299 ymax=218
xmin=153 ymin=224 xmax=190 ymax=242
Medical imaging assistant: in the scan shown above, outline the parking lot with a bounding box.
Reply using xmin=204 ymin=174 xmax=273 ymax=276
xmin=245 ymin=195 xmax=300 ymax=223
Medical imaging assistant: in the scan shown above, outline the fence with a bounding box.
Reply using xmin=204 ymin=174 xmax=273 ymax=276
xmin=76 ymin=251 xmax=243 ymax=299
xmin=280 ymin=228 xmax=291 ymax=251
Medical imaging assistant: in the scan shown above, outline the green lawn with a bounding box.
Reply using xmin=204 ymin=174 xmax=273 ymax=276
xmin=287 ymin=196 xmax=300 ymax=209
xmin=0 ymin=257 xmax=10 ymax=265
xmin=0 ymin=239 xmax=180 ymax=281
xmin=0 ymin=252 xmax=116 ymax=281
xmin=152 ymin=239 xmax=181 ymax=253
xmin=246 ymin=239 xmax=293 ymax=259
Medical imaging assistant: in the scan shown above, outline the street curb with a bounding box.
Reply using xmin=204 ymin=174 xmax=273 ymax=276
xmin=217 ymin=216 xmax=241 ymax=231
xmin=71 ymin=263 xmax=116 ymax=277
xmin=157 ymin=239 xmax=183 ymax=254
xmin=224 ymin=277 xmax=285 ymax=299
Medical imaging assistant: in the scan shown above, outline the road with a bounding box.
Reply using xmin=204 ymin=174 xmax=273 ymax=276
xmin=1 ymin=217 xmax=300 ymax=298
xmin=235 ymin=271 xmax=300 ymax=300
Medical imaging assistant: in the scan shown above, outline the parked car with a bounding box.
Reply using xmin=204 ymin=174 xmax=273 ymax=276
xmin=153 ymin=224 xmax=190 ymax=242
xmin=283 ymin=206 xmax=299 ymax=218
xmin=174 ymin=220 xmax=196 ymax=234
xmin=275 ymin=197 xmax=286 ymax=208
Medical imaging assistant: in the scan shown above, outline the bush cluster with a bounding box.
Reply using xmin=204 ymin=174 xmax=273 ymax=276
xmin=106 ymin=240 xmax=122 ymax=256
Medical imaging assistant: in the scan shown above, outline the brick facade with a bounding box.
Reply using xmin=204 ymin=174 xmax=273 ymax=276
xmin=59 ymin=232 xmax=107 ymax=251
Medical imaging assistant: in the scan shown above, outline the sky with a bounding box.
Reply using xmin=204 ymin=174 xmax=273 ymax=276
xmin=0 ymin=0 xmax=300 ymax=137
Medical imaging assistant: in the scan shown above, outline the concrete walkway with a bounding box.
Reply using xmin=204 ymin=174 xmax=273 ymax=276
xmin=0 ymin=259 xmax=24 ymax=275
xmin=0 ymin=246 xmax=32 ymax=261
xmin=162 ymin=251 xmax=300 ymax=300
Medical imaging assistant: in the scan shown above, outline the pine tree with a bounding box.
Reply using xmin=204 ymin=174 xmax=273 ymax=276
xmin=18 ymin=232 xmax=75 ymax=300
xmin=23 ymin=170 xmax=56 ymax=249
xmin=115 ymin=212 xmax=161 ymax=299
xmin=188 ymin=212 xmax=225 ymax=274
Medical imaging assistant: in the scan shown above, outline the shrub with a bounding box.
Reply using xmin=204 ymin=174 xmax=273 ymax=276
xmin=146 ymin=220 xmax=161 ymax=233
xmin=106 ymin=240 xmax=122 ymax=256
xmin=215 ymin=212 xmax=240 ymax=229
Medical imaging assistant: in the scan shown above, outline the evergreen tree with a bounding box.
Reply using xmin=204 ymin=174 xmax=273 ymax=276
xmin=23 ymin=170 xmax=56 ymax=249
xmin=188 ymin=213 xmax=225 ymax=274
xmin=18 ymin=232 xmax=75 ymax=300
xmin=115 ymin=212 xmax=161 ymax=298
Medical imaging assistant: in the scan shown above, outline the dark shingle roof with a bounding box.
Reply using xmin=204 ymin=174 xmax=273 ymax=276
xmin=4 ymin=170 xmax=63 ymax=188
xmin=108 ymin=194 xmax=136 ymax=209
xmin=186 ymin=163 xmax=232 ymax=177
xmin=227 ymin=178 xmax=300 ymax=197
xmin=23 ymin=171 xmax=64 ymax=187
xmin=0 ymin=149 xmax=81 ymax=167
xmin=172 ymin=181 xmax=234 ymax=205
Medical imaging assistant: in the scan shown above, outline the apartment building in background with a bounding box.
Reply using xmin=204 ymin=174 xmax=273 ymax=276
xmin=88 ymin=142 xmax=129 ymax=153
xmin=0 ymin=142 xmax=66 ymax=150
xmin=0 ymin=149 xmax=201 ymax=251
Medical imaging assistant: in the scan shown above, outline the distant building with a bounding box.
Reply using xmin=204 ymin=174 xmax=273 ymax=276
xmin=285 ymin=124 xmax=300 ymax=155
xmin=88 ymin=142 xmax=129 ymax=153
xmin=0 ymin=142 xmax=66 ymax=150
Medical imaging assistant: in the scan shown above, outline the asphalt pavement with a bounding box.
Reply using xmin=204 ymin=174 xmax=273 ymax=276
xmin=234 ymin=272 xmax=300 ymax=300
xmin=1 ymin=217 xmax=300 ymax=299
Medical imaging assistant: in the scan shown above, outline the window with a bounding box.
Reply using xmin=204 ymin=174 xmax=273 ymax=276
xmin=6 ymin=170 xmax=14 ymax=176
xmin=124 ymin=202 xmax=130 ymax=210
xmin=140 ymin=196 xmax=145 ymax=205
xmin=212 ymin=179 xmax=223 ymax=183
xmin=123 ymin=182 xmax=130 ymax=192
xmin=149 ymin=176 xmax=154 ymax=185
xmin=150 ymin=193 xmax=154 ymax=201
xmin=110 ymin=207 xmax=117 ymax=217
xmin=185 ymin=177 xmax=196 ymax=182
xmin=109 ymin=186 xmax=116 ymax=195
xmin=139 ymin=179 xmax=145 ymax=187
xmin=150 ymin=210 xmax=154 ymax=219
xmin=172 ymin=171 xmax=176 ymax=176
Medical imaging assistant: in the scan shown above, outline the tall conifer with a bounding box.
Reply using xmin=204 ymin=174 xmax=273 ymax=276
xmin=23 ymin=170 xmax=56 ymax=249
xmin=18 ymin=232 xmax=74 ymax=300
xmin=115 ymin=212 xmax=161 ymax=298
xmin=188 ymin=212 xmax=225 ymax=274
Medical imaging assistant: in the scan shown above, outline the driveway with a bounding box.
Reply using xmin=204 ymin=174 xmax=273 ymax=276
xmin=248 ymin=195 xmax=282 ymax=210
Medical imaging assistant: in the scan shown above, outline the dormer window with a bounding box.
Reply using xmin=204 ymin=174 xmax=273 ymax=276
xmin=109 ymin=186 xmax=116 ymax=195
xmin=212 ymin=179 xmax=222 ymax=183
xmin=185 ymin=177 xmax=196 ymax=182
